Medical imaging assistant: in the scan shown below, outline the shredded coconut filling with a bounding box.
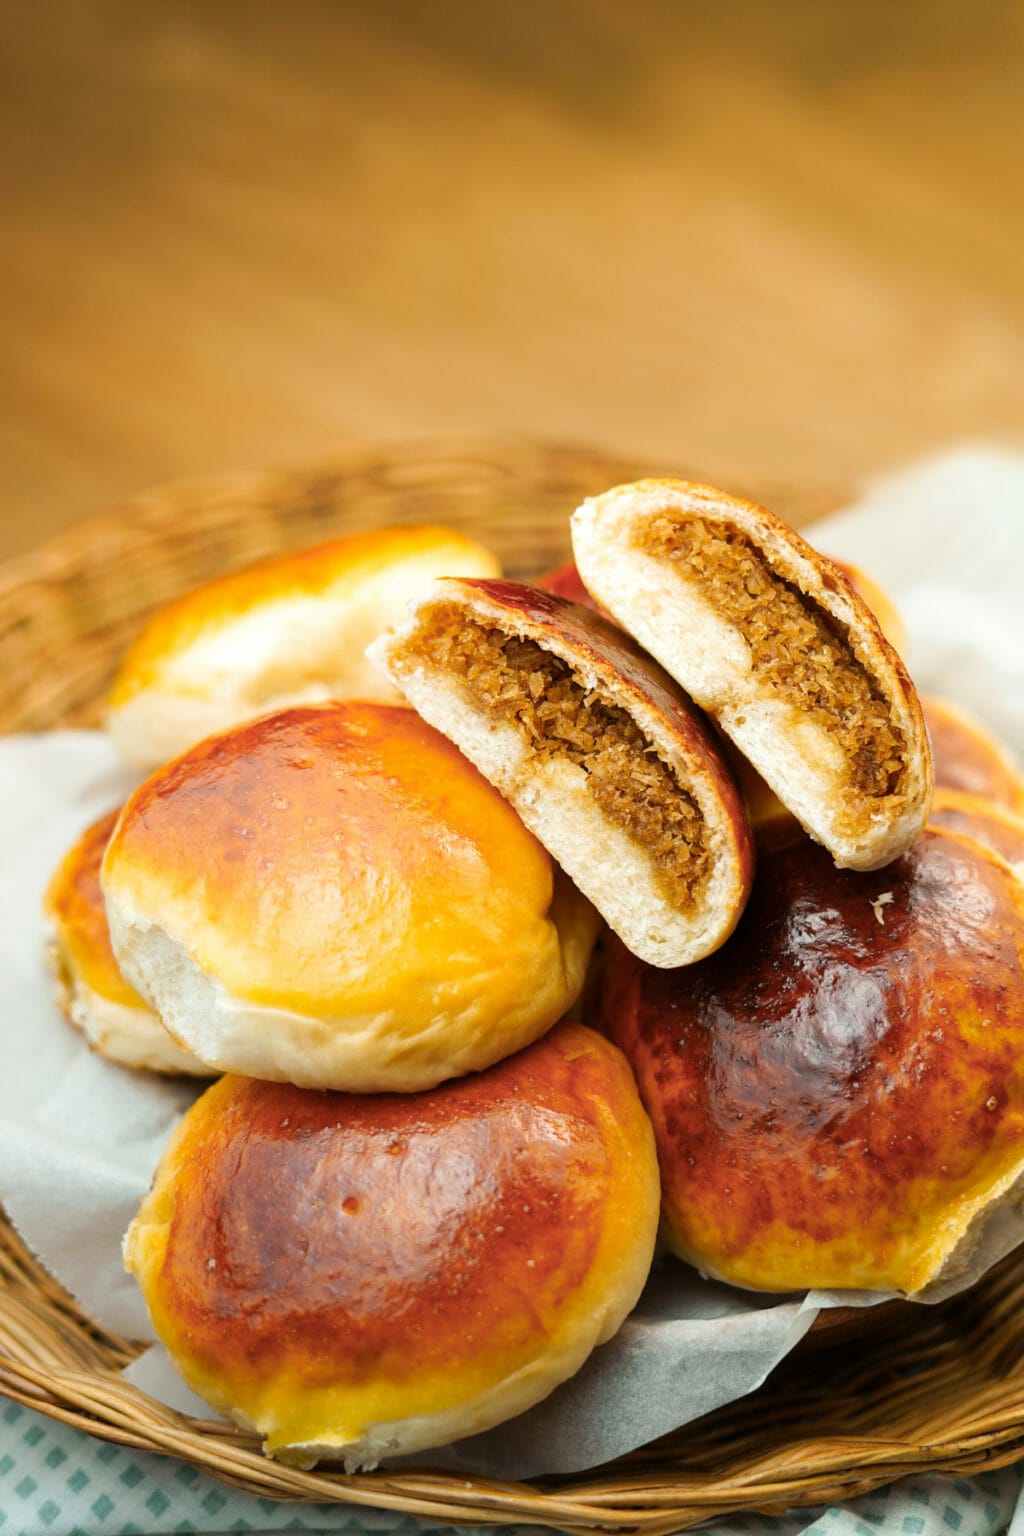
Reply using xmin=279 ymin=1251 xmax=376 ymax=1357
xmin=409 ymin=608 xmax=711 ymax=913
xmin=639 ymin=516 xmax=908 ymax=799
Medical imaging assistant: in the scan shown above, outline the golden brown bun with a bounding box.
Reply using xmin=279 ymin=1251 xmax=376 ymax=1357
xmin=106 ymin=525 xmax=501 ymax=770
xmin=928 ymin=787 xmax=1024 ymax=873
xmin=124 ymin=1021 xmax=660 ymax=1466
xmin=571 ymin=480 xmax=933 ymax=871
xmin=102 ymin=703 xmax=598 ymax=1091
xmin=536 ymin=557 xmax=604 ymax=613
xmin=599 ymin=827 xmax=1024 ymax=1295
xmin=370 ymin=578 xmax=755 ymax=968
xmin=42 ymin=809 xmax=213 ymax=1076
xmin=923 ymin=695 xmax=1024 ymax=813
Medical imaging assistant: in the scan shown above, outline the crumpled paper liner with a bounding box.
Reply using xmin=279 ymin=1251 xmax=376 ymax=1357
xmin=2 ymin=446 xmax=1024 ymax=1479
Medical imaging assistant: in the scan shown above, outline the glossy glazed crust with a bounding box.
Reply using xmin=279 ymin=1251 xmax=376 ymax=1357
xmin=45 ymin=809 xmax=139 ymax=1008
xmin=536 ymin=558 xmax=603 ymax=613
xmin=370 ymin=577 xmax=755 ymax=967
xmin=102 ymin=703 xmax=598 ymax=1090
xmin=106 ymin=524 xmax=501 ymax=769
xmin=43 ymin=809 xmax=212 ymax=1075
xmin=923 ymin=696 xmax=1024 ymax=814
xmin=599 ymin=827 xmax=1024 ymax=1295
xmin=124 ymin=1022 xmax=660 ymax=1462
xmin=571 ymin=479 xmax=934 ymax=871
xmin=928 ymin=787 xmax=1024 ymax=870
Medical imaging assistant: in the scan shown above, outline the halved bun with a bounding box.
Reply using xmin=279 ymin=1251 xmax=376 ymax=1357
xmin=831 ymin=559 xmax=907 ymax=654
xmin=571 ymin=480 xmax=933 ymax=871
xmin=600 ymin=827 xmax=1024 ymax=1295
xmin=106 ymin=525 xmax=501 ymax=770
xmin=43 ymin=809 xmax=212 ymax=1076
xmin=370 ymin=578 xmax=754 ymax=968
xmin=102 ymin=703 xmax=598 ymax=1091
xmin=124 ymin=1022 xmax=660 ymax=1467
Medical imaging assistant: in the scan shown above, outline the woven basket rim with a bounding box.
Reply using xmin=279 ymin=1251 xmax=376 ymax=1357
xmin=4 ymin=436 xmax=1024 ymax=1535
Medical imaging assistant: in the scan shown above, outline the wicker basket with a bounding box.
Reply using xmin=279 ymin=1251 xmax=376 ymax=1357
xmin=3 ymin=437 xmax=1024 ymax=1535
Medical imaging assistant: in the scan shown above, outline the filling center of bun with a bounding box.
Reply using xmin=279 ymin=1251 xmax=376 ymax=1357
xmin=638 ymin=515 xmax=908 ymax=799
xmin=410 ymin=605 xmax=712 ymax=912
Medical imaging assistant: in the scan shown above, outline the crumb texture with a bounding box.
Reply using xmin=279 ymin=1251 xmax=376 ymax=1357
xmin=410 ymin=605 xmax=711 ymax=912
xmin=641 ymin=515 xmax=907 ymax=798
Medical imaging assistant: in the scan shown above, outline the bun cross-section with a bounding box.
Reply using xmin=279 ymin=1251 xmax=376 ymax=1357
xmin=571 ymin=480 xmax=933 ymax=871
xmin=370 ymin=578 xmax=755 ymax=968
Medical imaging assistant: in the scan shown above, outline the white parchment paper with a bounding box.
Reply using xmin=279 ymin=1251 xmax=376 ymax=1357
xmin=2 ymin=445 xmax=1024 ymax=1479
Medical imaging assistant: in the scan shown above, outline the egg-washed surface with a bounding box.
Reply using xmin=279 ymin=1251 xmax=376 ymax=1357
xmin=125 ymin=1022 xmax=658 ymax=1458
xmin=924 ymin=696 xmax=1024 ymax=813
xmin=108 ymin=525 xmax=500 ymax=701
xmin=104 ymin=704 xmax=563 ymax=1018
xmin=638 ymin=515 xmax=907 ymax=799
xmin=44 ymin=808 xmax=140 ymax=1008
xmin=928 ymin=789 xmax=1024 ymax=870
xmin=601 ymin=828 xmax=1024 ymax=1294
xmin=403 ymin=603 xmax=711 ymax=913
xmin=101 ymin=702 xmax=598 ymax=1090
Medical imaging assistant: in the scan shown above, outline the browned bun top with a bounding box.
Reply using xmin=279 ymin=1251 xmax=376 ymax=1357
xmin=599 ymin=827 xmax=1024 ymax=1295
xmin=102 ymin=702 xmax=598 ymax=1091
xmin=371 ymin=576 xmax=755 ymax=969
xmin=923 ymin=695 xmax=1024 ymax=813
xmin=125 ymin=1021 xmax=659 ymax=1460
xmin=105 ymin=523 xmax=501 ymax=769
xmin=43 ymin=808 xmax=215 ymax=1076
xmin=44 ymin=809 xmax=139 ymax=1008
xmin=536 ymin=558 xmax=603 ymax=613
xmin=928 ymin=787 xmax=1024 ymax=870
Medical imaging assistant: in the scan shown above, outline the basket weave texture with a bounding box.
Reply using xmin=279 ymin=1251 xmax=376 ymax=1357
xmin=3 ymin=437 xmax=1024 ymax=1535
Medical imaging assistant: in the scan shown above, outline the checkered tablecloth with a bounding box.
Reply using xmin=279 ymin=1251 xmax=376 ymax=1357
xmin=1 ymin=1397 xmax=1022 ymax=1536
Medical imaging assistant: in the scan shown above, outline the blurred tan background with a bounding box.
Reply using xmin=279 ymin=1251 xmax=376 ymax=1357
xmin=2 ymin=0 xmax=1023 ymax=560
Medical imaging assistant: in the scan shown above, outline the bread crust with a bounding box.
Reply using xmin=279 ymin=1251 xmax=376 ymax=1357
xmin=923 ymin=695 xmax=1024 ymax=814
xmin=599 ymin=826 xmax=1024 ymax=1295
xmin=928 ymin=787 xmax=1024 ymax=873
xmin=43 ymin=808 xmax=212 ymax=1076
xmin=106 ymin=525 xmax=500 ymax=769
xmin=124 ymin=1022 xmax=660 ymax=1466
xmin=571 ymin=480 xmax=933 ymax=871
xmin=102 ymin=702 xmax=598 ymax=1091
xmin=370 ymin=577 xmax=755 ymax=968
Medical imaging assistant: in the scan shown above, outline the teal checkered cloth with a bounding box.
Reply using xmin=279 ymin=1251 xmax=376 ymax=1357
xmin=0 ymin=1398 xmax=1020 ymax=1536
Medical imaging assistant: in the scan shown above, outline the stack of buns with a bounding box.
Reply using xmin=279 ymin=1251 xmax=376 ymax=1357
xmin=46 ymin=522 xmax=662 ymax=1468
xmin=42 ymin=484 xmax=1024 ymax=1467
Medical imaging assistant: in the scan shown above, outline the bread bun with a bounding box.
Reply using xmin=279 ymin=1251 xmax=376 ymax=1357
xmin=124 ymin=1021 xmax=659 ymax=1467
xmin=537 ymin=558 xmax=602 ymax=612
xmin=923 ymin=695 xmax=1024 ymax=813
xmin=102 ymin=703 xmax=598 ymax=1091
xmin=106 ymin=525 xmax=501 ymax=770
xmin=370 ymin=578 xmax=754 ymax=968
xmin=599 ymin=827 xmax=1024 ymax=1295
xmin=43 ymin=809 xmax=213 ymax=1076
xmin=571 ymin=480 xmax=933 ymax=871
xmin=928 ymin=787 xmax=1024 ymax=874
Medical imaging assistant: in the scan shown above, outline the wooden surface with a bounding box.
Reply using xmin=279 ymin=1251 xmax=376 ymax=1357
xmin=1 ymin=0 xmax=1023 ymax=560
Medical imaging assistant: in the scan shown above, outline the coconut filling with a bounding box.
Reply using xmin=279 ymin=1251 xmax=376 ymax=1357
xmin=408 ymin=608 xmax=712 ymax=915
xmin=640 ymin=516 xmax=908 ymax=799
